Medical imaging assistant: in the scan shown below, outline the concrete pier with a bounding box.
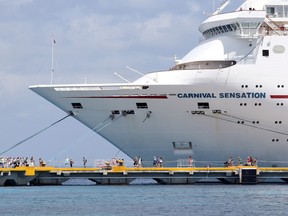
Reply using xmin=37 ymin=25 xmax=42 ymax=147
xmin=1 ymin=166 xmax=288 ymax=186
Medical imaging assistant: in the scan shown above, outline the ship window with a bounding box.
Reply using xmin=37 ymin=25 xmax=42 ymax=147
xmin=71 ymin=103 xmax=83 ymax=109
xmin=122 ymin=110 xmax=135 ymax=115
xmin=125 ymin=110 xmax=135 ymax=115
xmin=267 ymin=7 xmax=275 ymax=16
xmin=263 ymin=50 xmax=269 ymax=57
xmin=136 ymin=102 xmax=148 ymax=109
xmin=227 ymin=25 xmax=233 ymax=31
xmin=198 ymin=102 xmax=210 ymax=109
xmin=111 ymin=110 xmax=120 ymax=115
xmin=285 ymin=6 xmax=288 ymax=17
xmin=173 ymin=142 xmax=192 ymax=150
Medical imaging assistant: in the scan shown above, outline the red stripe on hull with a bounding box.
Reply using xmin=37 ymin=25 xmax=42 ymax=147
xmin=270 ymin=95 xmax=288 ymax=99
xmin=65 ymin=95 xmax=168 ymax=99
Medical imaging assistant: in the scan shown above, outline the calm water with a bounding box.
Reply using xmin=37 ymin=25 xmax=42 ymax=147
xmin=1 ymin=180 xmax=288 ymax=216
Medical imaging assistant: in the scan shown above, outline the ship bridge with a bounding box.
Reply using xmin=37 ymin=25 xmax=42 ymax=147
xmin=175 ymin=1 xmax=288 ymax=66
xmin=200 ymin=0 xmax=288 ymax=40
xmin=199 ymin=10 xmax=266 ymax=39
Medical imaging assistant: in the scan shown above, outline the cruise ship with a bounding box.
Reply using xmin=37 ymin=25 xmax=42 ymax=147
xmin=30 ymin=0 xmax=288 ymax=167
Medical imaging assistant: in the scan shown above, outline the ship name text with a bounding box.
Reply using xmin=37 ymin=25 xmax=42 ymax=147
xmin=177 ymin=92 xmax=266 ymax=99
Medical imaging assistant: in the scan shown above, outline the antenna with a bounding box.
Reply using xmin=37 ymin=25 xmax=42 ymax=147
xmin=126 ymin=65 xmax=156 ymax=83
xmin=50 ymin=35 xmax=56 ymax=84
xmin=213 ymin=0 xmax=230 ymax=15
xmin=126 ymin=66 xmax=144 ymax=76
xmin=114 ymin=72 xmax=131 ymax=83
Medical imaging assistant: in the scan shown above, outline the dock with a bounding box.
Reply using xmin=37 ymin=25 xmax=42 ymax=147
xmin=2 ymin=165 xmax=288 ymax=186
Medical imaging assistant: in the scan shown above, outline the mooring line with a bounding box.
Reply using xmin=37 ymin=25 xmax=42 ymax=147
xmin=48 ymin=115 xmax=123 ymax=163
xmin=0 ymin=112 xmax=73 ymax=156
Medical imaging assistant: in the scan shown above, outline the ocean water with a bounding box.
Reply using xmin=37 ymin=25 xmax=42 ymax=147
xmin=1 ymin=180 xmax=288 ymax=216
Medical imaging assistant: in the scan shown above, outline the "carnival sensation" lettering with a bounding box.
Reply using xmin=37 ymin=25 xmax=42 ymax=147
xmin=177 ymin=92 xmax=266 ymax=99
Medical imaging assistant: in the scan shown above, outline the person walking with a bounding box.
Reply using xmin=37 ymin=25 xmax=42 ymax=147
xmin=83 ymin=157 xmax=87 ymax=168
xmin=188 ymin=156 xmax=194 ymax=167
xmin=65 ymin=157 xmax=69 ymax=167
xmin=69 ymin=158 xmax=74 ymax=167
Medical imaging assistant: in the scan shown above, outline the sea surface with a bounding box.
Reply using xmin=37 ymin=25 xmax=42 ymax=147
xmin=1 ymin=179 xmax=288 ymax=216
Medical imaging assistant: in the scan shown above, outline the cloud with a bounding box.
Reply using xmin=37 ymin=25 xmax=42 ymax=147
xmin=0 ymin=0 xmax=34 ymax=7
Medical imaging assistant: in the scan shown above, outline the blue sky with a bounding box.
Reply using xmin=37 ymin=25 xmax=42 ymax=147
xmin=0 ymin=0 xmax=244 ymax=166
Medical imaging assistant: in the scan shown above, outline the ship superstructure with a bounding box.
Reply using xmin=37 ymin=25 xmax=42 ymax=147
xmin=31 ymin=0 xmax=288 ymax=167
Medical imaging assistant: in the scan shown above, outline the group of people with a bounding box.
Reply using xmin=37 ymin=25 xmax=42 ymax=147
xmin=133 ymin=156 xmax=142 ymax=167
xmin=64 ymin=157 xmax=74 ymax=167
xmin=224 ymin=156 xmax=257 ymax=167
xmin=64 ymin=157 xmax=88 ymax=168
xmin=110 ymin=158 xmax=125 ymax=166
xmin=153 ymin=156 xmax=163 ymax=167
xmin=0 ymin=156 xmax=42 ymax=168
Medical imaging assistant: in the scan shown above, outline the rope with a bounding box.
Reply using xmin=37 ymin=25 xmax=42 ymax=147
xmin=205 ymin=113 xmax=288 ymax=136
xmin=0 ymin=113 xmax=72 ymax=156
xmin=48 ymin=115 xmax=123 ymax=163
xmin=237 ymin=36 xmax=264 ymax=62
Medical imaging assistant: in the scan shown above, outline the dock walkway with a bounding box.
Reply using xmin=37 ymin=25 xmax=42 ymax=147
xmin=1 ymin=165 xmax=288 ymax=186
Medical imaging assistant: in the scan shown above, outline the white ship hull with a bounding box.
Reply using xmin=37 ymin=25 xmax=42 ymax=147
xmin=30 ymin=0 xmax=288 ymax=167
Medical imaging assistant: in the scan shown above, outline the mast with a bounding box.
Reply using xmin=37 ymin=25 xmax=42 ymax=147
xmin=213 ymin=0 xmax=230 ymax=15
xmin=50 ymin=36 xmax=56 ymax=84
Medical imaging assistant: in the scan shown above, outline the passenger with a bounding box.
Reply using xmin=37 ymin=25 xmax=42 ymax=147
xmin=83 ymin=157 xmax=87 ymax=168
xmin=0 ymin=157 xmax=4 ymax=168
xmin=65 ymin=157 xmax=69 ymax=167
xmin=30 ymin=156 xmax=35 ymax=167
xmin=16 ymin=157 xmax=20 ymax=167
xmin=138 ymin=157 xmax=142 ymax=167
xmin=247 ymin=156 xmax=252 ymax=166
xmin=252 ymin=157 xmax=257 ymax=166
xmin=188 ymin=156 xmax=194 ymax=167
xmin=228 ymin=156 xmax=234 ymax=166
xmin=111 ymin=158 xmax=117 ymax=166
xmin=117 ymin=159 xmax=123 ymax=166
xmin=24 ymin=157 xmax=29 ymax=167
xmin=153 ymin=156 xmax=157 ymax=167
xmin=39 ymin=158 xmax=44 ymax=167
xmin=237 ymin=156 xmax=242 ymax=166
xmin=159 ymin=157 xmax=163 ymax=167
xmin=133 ymin=156 xmax=138 ymax=167
xmin=69 ymin=159 xmax=74 ymax=167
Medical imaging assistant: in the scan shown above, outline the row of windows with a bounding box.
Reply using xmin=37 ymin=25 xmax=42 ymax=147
xmin=241 ymin=85 xmax=263 ymax=88
xmin=241 ymin=84 xmax=286 ymax=88
xmin=240 ymin=103 xmax=287 ymax=106
xmin=73 ymin=100 xmax=286 ymax=111
xmin=202 ymin=22 xmax=260 ymax=39
xmin=71 ymin=102 xmax=148 ymax=110
xmin=240 ymin=103 xmax=262 ymax=106
xmin=272 ymin=139 xmax=288 ymax=142
xmin=202 ymin=23 xmax=238 ymax=38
